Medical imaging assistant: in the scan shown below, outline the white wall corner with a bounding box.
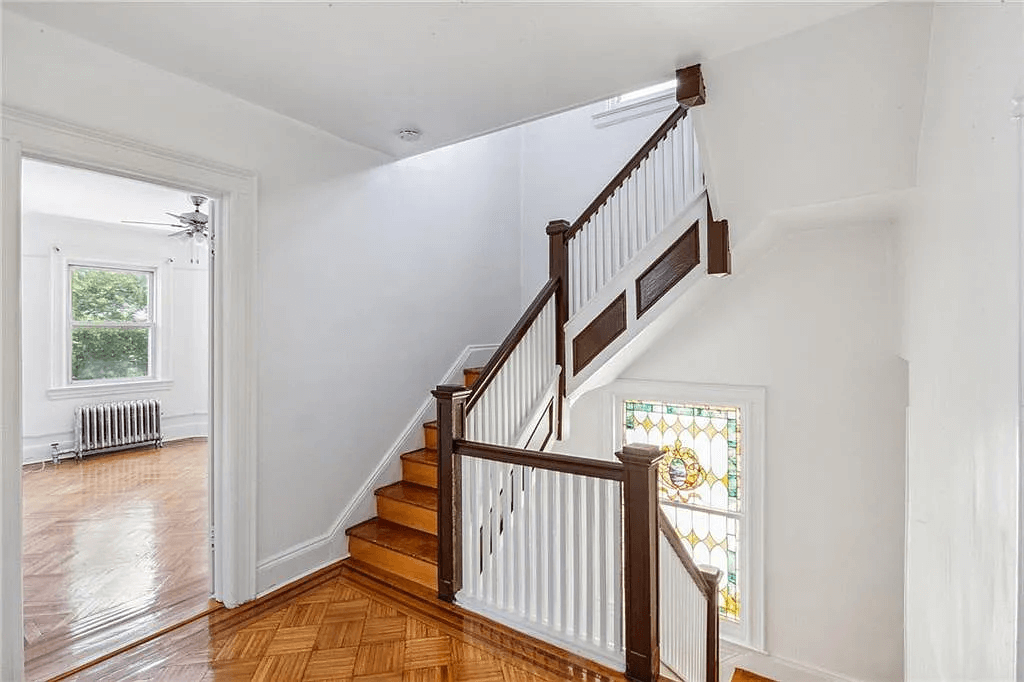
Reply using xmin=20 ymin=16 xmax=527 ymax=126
xmin=254 ymin=342 xmax=498 ymax=596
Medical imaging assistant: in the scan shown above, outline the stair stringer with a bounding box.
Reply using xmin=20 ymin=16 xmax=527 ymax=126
xmin=254 ymin=342 xmax=497 ymax=595
xmin=564 ymin=189 xmax=909 ymax=411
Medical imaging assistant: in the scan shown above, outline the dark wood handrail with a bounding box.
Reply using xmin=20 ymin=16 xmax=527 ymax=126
xmin=657 ymin=507 xmax=716 ymax=600
xmin=466 ymin=278 xmax=559 ymax=412
xmin=455 ymin=439 xmax=625 ymax=482
xmin=568 ymin=106 xmax=687 ymax=239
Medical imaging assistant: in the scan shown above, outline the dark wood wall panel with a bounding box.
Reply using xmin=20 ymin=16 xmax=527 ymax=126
xmin=572 ymin=293 xmax=627 ymax=375
xmin=635 ymin=222 xmax=700 ymax=318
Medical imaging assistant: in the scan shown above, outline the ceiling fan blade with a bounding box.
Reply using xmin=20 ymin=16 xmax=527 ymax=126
xmin=166 ymin=212 xmax=191 ymax=223
xmin=168 ymin=228 xmax=192 ymax=238
xmin=122 ymin=220 xmax=181 ymax=227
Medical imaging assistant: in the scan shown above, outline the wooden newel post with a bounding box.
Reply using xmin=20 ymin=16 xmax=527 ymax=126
xmin=616 ymin=443 xmax=665 ymax=682
xmin=700 ymin=566 xmax=723 ymax=682
xmin=433 ymin=384 xmax=470 ymax=602
xmin=546 ymin=219 xmax=570 ymax=438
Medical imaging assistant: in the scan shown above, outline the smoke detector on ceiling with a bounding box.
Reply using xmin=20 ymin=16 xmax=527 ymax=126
xmin=397 ymin=128 xmax=422 ymax=142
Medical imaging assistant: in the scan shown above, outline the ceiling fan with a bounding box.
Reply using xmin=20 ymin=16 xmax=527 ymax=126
xmin=122 ymin=195 xmax=210 ymax=240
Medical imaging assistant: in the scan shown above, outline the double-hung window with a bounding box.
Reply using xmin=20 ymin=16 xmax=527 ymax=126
xmin=68 ymin=265 xmax=154 ymax=383
xmin=618 ymin=387 xmax=764 ymax=650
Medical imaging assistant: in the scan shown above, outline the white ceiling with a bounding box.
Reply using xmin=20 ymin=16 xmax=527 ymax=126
xmin=7 ymin=1 xmax=872 ymax=157
xmin=22 ymin=159 xmax=197 ymax=229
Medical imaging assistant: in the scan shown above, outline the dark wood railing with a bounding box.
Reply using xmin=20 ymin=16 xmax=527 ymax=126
xmin=567 ymin=64 xmax=706 ymax=239
xmin=465 ymin=277 xmax=559 ymax=412
xmin=433 ymin=409 xmax=669 ymax=681
xmin=433 ymin=63 xmax=718 ymax=682
xmin=659 ymin=508 xmax=721 ymax=682
xmin=569 ymin=106 xmax=686 ymax=238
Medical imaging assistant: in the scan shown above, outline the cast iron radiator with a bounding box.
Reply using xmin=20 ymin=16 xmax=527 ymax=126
xmin=70 ymin=399 xmax=163 ymax=463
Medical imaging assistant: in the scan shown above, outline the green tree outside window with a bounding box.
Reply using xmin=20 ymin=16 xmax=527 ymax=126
xmin=70 ymin=267 xmax=153 ymax=381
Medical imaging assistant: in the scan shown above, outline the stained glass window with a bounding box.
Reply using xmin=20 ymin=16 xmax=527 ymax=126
xmin=624 ymin=400 xmax=742 ymax=622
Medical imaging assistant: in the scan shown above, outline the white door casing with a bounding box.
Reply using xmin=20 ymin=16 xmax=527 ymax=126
xmin=1 ymin=136 xmax=26 ymax=681
xmin=1 ymin=106 xmax=260 ymax=676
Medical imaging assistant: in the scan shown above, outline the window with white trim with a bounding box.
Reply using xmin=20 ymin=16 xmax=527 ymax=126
xmin=613 ymin=382 xmax=764 ymax=649
xmin=593 ymin=79 xmax=677 ymax=129
xmin=68 ymin=265 xmax=155 ymax=383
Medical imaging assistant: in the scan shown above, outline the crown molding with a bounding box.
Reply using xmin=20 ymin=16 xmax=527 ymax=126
xmin=2 ymin=105 xmax=255 ymax=182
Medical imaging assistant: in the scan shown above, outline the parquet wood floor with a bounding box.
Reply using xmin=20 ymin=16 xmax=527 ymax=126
xmin=64 ymin=562 xmax=631 ymax=682
xmin=23 ymin=440 xmax=212 ymax=681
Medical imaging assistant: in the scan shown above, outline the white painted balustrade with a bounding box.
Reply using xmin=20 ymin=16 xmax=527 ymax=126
xmin=659 ymin=526 xmax=714 ymax=682
xmin=568 ymin=112 xmax=703 ymax=318
xmin=458 ymin=459 xmax=625 ymax=667
xmin=465 ymin=295 xmax=558 ymax=447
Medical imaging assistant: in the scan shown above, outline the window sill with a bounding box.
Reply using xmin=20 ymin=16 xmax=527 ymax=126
xmin=47 ymin=379 xmax=174 ymax=400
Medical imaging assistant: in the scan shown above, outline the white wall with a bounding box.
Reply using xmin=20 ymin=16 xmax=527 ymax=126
xmin=559 ymin=225 xmax=906 ymax=682
xmin=694 ymin=2 xmax=931 ymax=248
xmin=20 ymin=214 xmax=210 ymax=463
xmin=518 ymin=102 xmax=664 ymax=306
xmin=900 ymin=4 xmax=1024 ymax=680
xmin=2 ymin=11 xmax=523 ymax=589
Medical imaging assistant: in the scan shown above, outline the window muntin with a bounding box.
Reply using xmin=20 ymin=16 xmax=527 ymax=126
xmin=624 ymin=399 xmax=743 ymax=622
xmin=69 ymin=266 xmax=154 ymax=382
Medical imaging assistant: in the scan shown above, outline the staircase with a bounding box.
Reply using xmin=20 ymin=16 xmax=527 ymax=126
xmin=345 ymin=367 xmax=481 ymax=590
xmin=343 ymin=65 xmax=726 ymax=682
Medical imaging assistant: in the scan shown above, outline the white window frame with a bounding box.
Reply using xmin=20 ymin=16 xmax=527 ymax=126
xmin=48 ymin=251 xmax=173 ymax=399
xmin=67 ymin=263 xmax=156 ymax=384
xmin=592 ymin=79 xmax=678 ymax=129
xmin=604 ymin=379 xmax=766 ymax=651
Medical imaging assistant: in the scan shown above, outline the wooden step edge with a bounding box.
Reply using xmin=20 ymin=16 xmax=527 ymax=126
xmin=373 ymin=481 xmax=438 ymax=510
xmin=340 ymin=560 xmax=627 ymax=682
xmin=400 ymin=447 xmax=438 ymax=463
xmin=345 ymin=519 xmax=438 ymax=565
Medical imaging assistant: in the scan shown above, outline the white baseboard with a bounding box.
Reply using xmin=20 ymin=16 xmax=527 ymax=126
xmin=22 ymin=412 xmax=209 ymax=464
xmin=720 ymin=641 xmax=869 ymax=682
xmin=254 ymin=343 xmax=498 ymax=596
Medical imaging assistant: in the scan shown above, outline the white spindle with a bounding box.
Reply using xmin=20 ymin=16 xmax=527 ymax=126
xmin=659 ymin=530 xmax=710 ymax=682
xmin=460 ymin=460 xmax=626 ymax=666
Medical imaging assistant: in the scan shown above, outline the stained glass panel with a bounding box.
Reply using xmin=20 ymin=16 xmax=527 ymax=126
xmin=624 ymin=400 xmax=741 ymax=513
xmin=624 ymin=399 xmax=742 ymax=622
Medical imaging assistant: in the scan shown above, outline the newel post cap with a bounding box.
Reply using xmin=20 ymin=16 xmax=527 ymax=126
xmin=676 ymin=64 xmax=706 ymax=108
xmin=616 ymin=443 xmax=664 ymax=467
xmin=432 ymin=384 xmax=471 ymax=400
xmin=546 ymin=219 xmax=571 ymax=236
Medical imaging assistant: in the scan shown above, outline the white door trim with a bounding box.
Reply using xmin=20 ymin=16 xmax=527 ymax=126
xmin=1 ymin=105 xmax=259 ymax=674
xmin=1014 ymin=91 xmax=1024 ymax=682
xmin=1 ymin=137 xmax=26 ymax=680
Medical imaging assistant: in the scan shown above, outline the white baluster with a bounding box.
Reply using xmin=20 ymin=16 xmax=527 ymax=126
xmin=682 ymin=117 xmax=693 ymax=205
xmin=551 ymin=471 xmax=563 ymax=632
xmin=572 ymin=235 xmax=581 ymax=316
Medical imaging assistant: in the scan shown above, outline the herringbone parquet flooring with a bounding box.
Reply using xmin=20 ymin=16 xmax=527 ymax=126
xmin=23 ymin=440 xmax=212 ymax=681
xmin=64 ymin=566 xmax=626 ymax=681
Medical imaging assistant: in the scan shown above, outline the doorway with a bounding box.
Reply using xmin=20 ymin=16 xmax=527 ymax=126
xmin=1 ymin=115 xmax=259 ymax=679
xmin=19 ymin=159 xmax=213 ymax=679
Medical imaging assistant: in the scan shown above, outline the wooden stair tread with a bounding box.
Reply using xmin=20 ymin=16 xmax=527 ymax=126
xmin=374 ymin=481 xmax=438 ymax=510
xmin=346 ymin=518 xmax=437 ymax=565
xmin=731 ymin=669 xmax=777 ymax=682
xmin=400 ymin=447 xmax=437 ymax=465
